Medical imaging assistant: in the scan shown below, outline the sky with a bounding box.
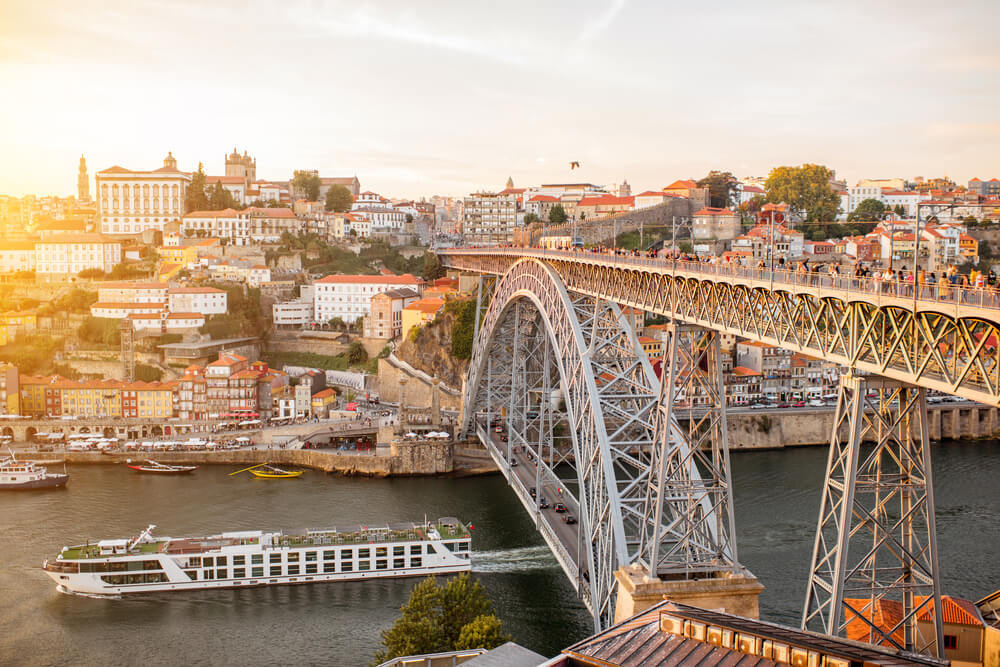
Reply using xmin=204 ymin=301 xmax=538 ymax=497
xmin=1 ymin=0 xmax=999 ymax=199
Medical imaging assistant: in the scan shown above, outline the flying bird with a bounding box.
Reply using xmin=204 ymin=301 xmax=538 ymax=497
xmin=570 ymin=161 xmax=581 ymax=170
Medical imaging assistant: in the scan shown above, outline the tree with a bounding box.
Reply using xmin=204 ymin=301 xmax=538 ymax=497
xmin=893 ymin=204 xmax=906 ymax=218
xmin=185 ymin=163 xmax=210 ymax=213
xmin=449 ymin=298 xmax=477 ymax=360
xmin=548 ymin=204 xmax=568 ymax=225
xmin=697 ymin=170 xmax=738 ymax=209
xmin=422 ymin=252 xmax=445 ymax=281
xmin=764 ymin=164 xmax=841 ymax=222
xmin=524 ymin=212 xmax=540 ymax=225
xmin=347 ymin=341 xmax=368 ymax=365
xmin=325 ymin=184 xmax=353 ymax=212
xmin=848 ymin=198 xmax=886 ymax=222
xmin=374 ymin=574 xmax=510 ymax=664
xmin=208 ymin=181 xmax=236 ymax=210
xmin=134 ymin=364 xmax=163 ymax=382
xmin=454 ymin=615 xmax=511 ymax=651
xmin=292 ymin=170 xmax=322 ymax=201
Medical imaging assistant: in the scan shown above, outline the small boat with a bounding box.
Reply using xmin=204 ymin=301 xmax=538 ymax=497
xmin=229 ymin=463 xmax=302 ymax=479
xmin=1 ymin=452 xmax=68 ymax=489
xmin=126 ymin=460 xmax=198 ymax=474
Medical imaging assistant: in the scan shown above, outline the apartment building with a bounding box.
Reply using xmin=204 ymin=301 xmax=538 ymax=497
xmin=313 ymin=274 xmax=423 ymax=324
xmin=363 ymin=288 xmax=420 ymax=340
xmin=462 ymin=192 xmax=518 ymax=245
xmin=736 ymin=341 xmax=793 ymax=402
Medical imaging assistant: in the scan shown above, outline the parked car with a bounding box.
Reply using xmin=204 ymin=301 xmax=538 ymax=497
xmin=792 ymin=401 xmax=806 ymax=408
xmin=777 ymin=403 xmax=790 ymax=409
xmin=749 ymin=403 xmax=768 ymax=410
xmin=808 ymin=399 xmax=825 ymax=407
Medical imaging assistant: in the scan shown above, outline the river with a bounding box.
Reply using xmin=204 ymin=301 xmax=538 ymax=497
xmin=2 ymin=440 xmax=997 ymax=666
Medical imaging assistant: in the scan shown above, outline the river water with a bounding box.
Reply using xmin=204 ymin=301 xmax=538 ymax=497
xmin=2 ymin=440 xmax=997 ymax=666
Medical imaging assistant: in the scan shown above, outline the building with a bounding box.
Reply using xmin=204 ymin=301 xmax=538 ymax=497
xmin=576 ymin=195 xmax=634 ymax=220
xmin=167 ymin=287 xmax=228 ymax=315
xmin=363 ymin=288 xmax=420 ymax=340
xmin=311 ymin=388 xmax=337 ymax=417
xmin=692 ymin=207 xmax=741 ymax=241
xmin=462 ymin=192 xmax=518 ymax=245
xmin=272 ymin=299 xmax=313 ymax=327
xmin=637 ymin=335 xmax=662 ymax=359
xmin=737 ymin=340 xmax=793 ymax=402
xmin=525 ymin=195 xmax=559 ymax=221
xmin=182 ymin=209 xmax=249 ymax=245
xmin=245 ymin=207 xmax=298 ymax=242
xmin=313 ymin=274 xmax=423 ymax=324
xmin=320 ymin=176 xmax=360 ymax=198
xmin=401 ymin=296 xmax=445 ymax=341
xmin=968 ymin=177 xmax=1000 ymax=198
xmin=96 ymin=152 xmax=189 ymax=235
xmin=34 ymin=235 xmax=122 ymax=275
xmin=663 ymin=179 xmax=709 ymax=208
xmin=0 ymin=363 xmax=20 ymax=415
xmin=803 ymin=240 xmax=834 ymax=255
xmin=77 ymin=155 xmax=90 ymax=203
xmin=726 ymin=366 xmax=762 ymax=406
xmin=205 ymin=352 xmax=256 ymax=418
xmin=176 ymin=365 xmax=208 ymax=421
xmin=17 ymin=375 xmax=175 ymax=418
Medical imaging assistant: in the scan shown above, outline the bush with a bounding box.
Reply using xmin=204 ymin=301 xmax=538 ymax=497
xmin=78 ymin=316 xmax=121 ymax=346
xmin=447 ymin=298 xmax=477 ymax=360
xmin=134 ymin=364 xmax=163 ymax=382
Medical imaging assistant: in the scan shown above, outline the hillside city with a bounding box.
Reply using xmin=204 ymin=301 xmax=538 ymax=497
xmin=0 ymin=153 xmax=994 ymax=430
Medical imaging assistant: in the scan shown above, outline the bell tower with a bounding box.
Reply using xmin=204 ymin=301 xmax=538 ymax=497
xmin=77 ymin=155 xmax=90 ymax=202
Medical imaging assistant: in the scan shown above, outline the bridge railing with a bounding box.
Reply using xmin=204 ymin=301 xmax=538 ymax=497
xmin=444 ymin=248 xmax=1000 ymax=313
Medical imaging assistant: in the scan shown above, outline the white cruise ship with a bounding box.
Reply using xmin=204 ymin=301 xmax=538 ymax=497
xmin=43 ymin=519 xmax=472 ymax=596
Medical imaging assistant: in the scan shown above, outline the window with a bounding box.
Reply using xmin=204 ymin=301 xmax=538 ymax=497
xmin=252 ymin=567 xmax=263 ymax=577
xmin=270 ymin=566 xmax=282 ymax=576
xmin=305 ymin=563 xmax=317 ymax=574
xmin=393 ymin=546 xmax=405 ymax=557
xmin=216 ymin=556 xmax=227 ymax=566
xmin=287 ymin=552 xmax=299 ymax=562
xmin=359 ymin=561 xmax=370 ymax=571
xmin=234 ymin=568 xmax=246 ymax=578
xmin=269 ymin=553 xmax=281 ymax=563
xmin=287 ymin=565 xmax=299 ymax=575
xmin=341 ymin=562 xmax=353 ymax=572
xmin=376 ymin=547 xmax=387 ymax=558
xmin=411 ymin=557 xmax=422 ymax=568
xmin=376 ymin=559 xmax=388 ymax=570
xmin=358 ymin=548 xmax=370 ymax=559
xmin=305 ymin=551 xmax=317 ymax=562
xmin=393 ymin=558 xmax=404 ymax=569
xmin=944 ymin=635 xmax=957 ymax=650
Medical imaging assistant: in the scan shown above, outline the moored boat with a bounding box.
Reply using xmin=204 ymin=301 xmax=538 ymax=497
xmin=42 ymin=519 xmax=472 ymax=596
xmin=126 ymin=460 xmax=198 ymax=474
xmin=229 ymin=463 xmax=303 ymax=479
xmin=0 ymin=453 xmax=68 ymax=490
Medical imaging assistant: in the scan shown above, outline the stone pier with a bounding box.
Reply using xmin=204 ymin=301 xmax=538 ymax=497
xmin=613 ymin=564 xmax=764 ymax=625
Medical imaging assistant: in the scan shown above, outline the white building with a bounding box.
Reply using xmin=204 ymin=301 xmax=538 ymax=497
xmin=35 ymin=235 xmax=122 ymax=275
xmin=246 ymin=207 xmax=298 ymax=242
xmin=127 ymin=311 xmax=205 ymax=332
xmin=881 ymin=190 xmax=929 ymax=218
xmin=0 ymin=242 xmax=38 ymax=273
xmin=462 ymin=192 xmax=518 ymax=245
xmin=847 ymin=183 xmax=883 ymax=213
xmin=182 ymin=208 xmax=249 ymax=245
xmin=352 ymin=207 xmax=407 ymax=233
xmin=352 ymin=191 xmax=392 ymax=210
xmin=97 ymin=282 xmax=168 ymax=304
xmin=167 ymin=287 xmax=228 ymax=315
xmin=204 ymin=175 xmax=247 ymax=204
xmin=313 ymin=274 xmax=423 ymax=324
xmin=91 ymin=302 xmax=166 ymax=319
xmin=273 ymin=299 xmax=313 ymax=327
xmin=96 ymin=152 xmax=189 ymax=235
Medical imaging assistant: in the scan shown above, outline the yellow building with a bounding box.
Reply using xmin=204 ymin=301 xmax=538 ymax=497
xmin=157 ymin=245 xmax=198 ymax=266
xmin=311 ymin=388 xmax=337 ymax=417
xmin=638 ymin=335 xmax=663 ymax=359
xmin=0 ymin=310 xmax=37 ymax=330
xmin=961 ymin=233 xmax=979 ymax=261
xmin=0 ymin=363 xmax=19 ymax=415
xmin=401 ymin=297 xmax=445 ymax=340
xmin=18 ymin=376 xmax=175 ymax=418
xmin=58 ymin=380 xmax=122 ymax=417
xmin=127 ymin=382 xmax=176 ymax=419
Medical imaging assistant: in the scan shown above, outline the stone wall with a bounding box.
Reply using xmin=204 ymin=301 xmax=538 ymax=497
xmin=376 ymin=356 xmax=462 ymax=412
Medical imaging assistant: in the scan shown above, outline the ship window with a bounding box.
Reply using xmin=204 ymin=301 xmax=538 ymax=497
xmin=184 ymin=569 xmax=197 ymax=579
xmin=323 ymin=550 xmax=337 ymax=561
xmin=393 ymin=558 xmax=404 ymax=568
xmin=376 ymin=559 xmax=387 ymax=570
xmin=393 ymin=546 xmax=404 ymax=556
xmin=233 ymin=556 xmax=245 ymax=566
xmin=287 ymin=552 xmax=299 ymax=562
xmin=411 ymin=557 xmax=422 ymax=567
xmin=234 ymin=568 xmax=245 ymax=578
xmin=216 ymin=569 xmax=226 ymax=579
xmin=376 ymin=547 xmax=387 ymax=558
xmin=445 ymin=542 xmax=455 ymax=552
xmin=189 ymin=557 xmax=201 ymax=567
xmin=305 ymin=551 xmax=316 ymax=562
xmin=216 ymin=556 xmax=227 ymax=566
xmin=107 ymin=561 xmax=128 ymax=572
xmin=204 ymin=570 xmax=214 ymax=580
xmin=410 ymin=545 xmax=421 ymax=555
xmin=359 ymin=561 xmax=370 ymax=571
xmin=287 ymin=565 xmax=299 ymax=575
xmin=269 ymin=566 xmax=281 ymax=576
xmin=252 ymin=567 xmax=263 ymax=577
xmin=269 ymin=554 xmax=281 ymax=564
xmin=323 ymin=563 xmax=337 ymax=573
xmin=203 ymin=557 xmax=214 ymax=567
xmin=358 ymin=548 xmax=370 ymax=558
xmin=341 ymin=562 xmax=353 ymax=572
xmin=305 ymin=563 xmax=317 ymax=574
xmin=251 ymin=555 xmax=263 ymax=565
xmin=457 ymin=542 xmax=469 ymax=551
xmin=426 ymin=545 xmax=435 ymax=555
xmin=143 ymin=560 xmax=161 ymax=570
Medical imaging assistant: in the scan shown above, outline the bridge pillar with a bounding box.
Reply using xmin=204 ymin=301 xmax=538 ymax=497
xmin=802 ymin=374 xmax=944 ymax=657
xmin=627 ymin=323 xmax=761 ymax=623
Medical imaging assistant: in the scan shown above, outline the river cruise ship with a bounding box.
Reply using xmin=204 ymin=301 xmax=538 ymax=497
xmin=0 ymin=454 xmax=68 ymax=490
xmin=43 ymin=519 xmax=472 ymax=596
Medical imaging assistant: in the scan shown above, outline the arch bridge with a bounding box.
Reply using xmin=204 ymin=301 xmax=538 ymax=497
xmin=441 ymin=247 xmax=1000 ymax=655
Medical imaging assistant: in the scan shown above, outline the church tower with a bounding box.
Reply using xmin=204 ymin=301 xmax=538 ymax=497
xmin=163 ymin=152 xmax=178 ymax=170
xmin=505 ymin=176 xmax=514 ymax=189
xmin=77 ymin=155 xmax=90 ymax=202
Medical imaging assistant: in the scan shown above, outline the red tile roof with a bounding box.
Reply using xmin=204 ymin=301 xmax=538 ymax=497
xmin=315 ymin=273 xmax=422 ymax=285
xmin=528 ymin=195 xmax=559 ymax=202
xmin=184 ymin=208 xmax=239 ymax=218
xmin=664 ymin=179 xmax=698 ymax=190
xmin=693 ymin=207 xmax=736 ymax=216
xmin=578 ymin=195 xmax=634 ymax=207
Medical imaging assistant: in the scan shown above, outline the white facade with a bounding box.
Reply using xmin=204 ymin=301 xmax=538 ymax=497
xmin=273 ymin=300 xmax=313 ymax=326
xmin=96 ymin=153 xmax=189 ymax=235
xmin=35 ymin=236 xmax=122 ymax=275
xmin=0 ymin=244 xmax=37 ymax=273
xmin=352 ymin=208 xmax=406 ymax=233
xmin=882 ymin=191 xmax=929 ymax=218
xmin=97 ymin=283 xmax=168 ymax=304
xmin=352 ymin=192 xmax=392 ymax=210
xmin=128 ymin=312 xmax=205 ymax=331
xmin=91 ymin=302 xmax=165 ymax=319
xmin=313 ymin=275 xmax=423 ymax=324
xmin=167 ymin=288 xmax=228 ymax=315
xmin=847 ymin=184 xmax=882 ymax=213
xmin=182 ymin=209 xmax=249 ymax=245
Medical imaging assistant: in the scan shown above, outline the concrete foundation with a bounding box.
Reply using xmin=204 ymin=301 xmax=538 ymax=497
xmin=613 ymin=563 xmax=764 ymax=625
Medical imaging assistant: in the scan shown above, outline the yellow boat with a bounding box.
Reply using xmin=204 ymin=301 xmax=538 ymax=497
xmin=230 ymin=463 xmax=303 ymax=479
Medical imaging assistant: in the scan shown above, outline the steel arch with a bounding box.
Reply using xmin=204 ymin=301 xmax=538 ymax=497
xmin=461 ymin=258 xmax=662 ymax=628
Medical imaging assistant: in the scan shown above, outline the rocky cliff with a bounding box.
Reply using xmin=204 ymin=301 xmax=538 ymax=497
xmin=395 ymin=297 xmax=471 ymax=390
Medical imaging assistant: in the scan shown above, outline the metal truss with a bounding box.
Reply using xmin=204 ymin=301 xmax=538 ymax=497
xmin=802 ymin=374 xmax=944 ymax=656
xmin=462 ymin=258 xmax=660 ymax=630
xmin=638 ymin=324 xmax=741 ymax=579
xmin=442 ymin=251 xmax=1000 ymax=405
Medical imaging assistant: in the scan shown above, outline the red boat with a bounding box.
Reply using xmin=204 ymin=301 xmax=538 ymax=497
xmin=126 ymin=460 xmax=198 ymax=474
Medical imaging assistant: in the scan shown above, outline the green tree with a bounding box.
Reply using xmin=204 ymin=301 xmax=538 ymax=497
xmin=374 ymin=574 xmax=509 ymax=664
xmin=548 ymin=204 xmax=568 ymax=225
xmin=325 ymin=184 xmax=353 ymax=212
xmin=697 ymin=170 xmax=738 ymax=208
xmin=448 ymin=298 xmax=477 ymax=360
xmin=764 ymin=164 xmax=841 ymax=222
xmin=347 ymin=341 xmax=368 ymax=365
xmin=454 ymin=615 xmax=511 ymax=651
xmin=185 ymin=163 xmax=210 ymax=213
xmin=208 ymin=181 xmax=236 ymax=210
xmin=422 ymin=252 xmax=445 ymax=280
xmin=524 ymin=212 xmax=540 ymax=225
xmin=848 ymin=198 xmax=886 ymax=222
xmin=292 ymin=170 xmax=322 ymax=201
xmin=893 ymin=204 xmax=905 ymax=218
xmin=77 ymin=316 xmax=121 ymax=346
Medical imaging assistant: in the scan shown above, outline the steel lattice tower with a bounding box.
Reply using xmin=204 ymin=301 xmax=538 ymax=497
xmin=120 ymin=318 xmax=135 ymax=383
xmin=802 ymin=374 xmax=944 ymax=657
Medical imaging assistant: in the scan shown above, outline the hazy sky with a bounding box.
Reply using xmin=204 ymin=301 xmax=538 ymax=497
xmin=1 ymin=0 xmax=998 ymax=199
